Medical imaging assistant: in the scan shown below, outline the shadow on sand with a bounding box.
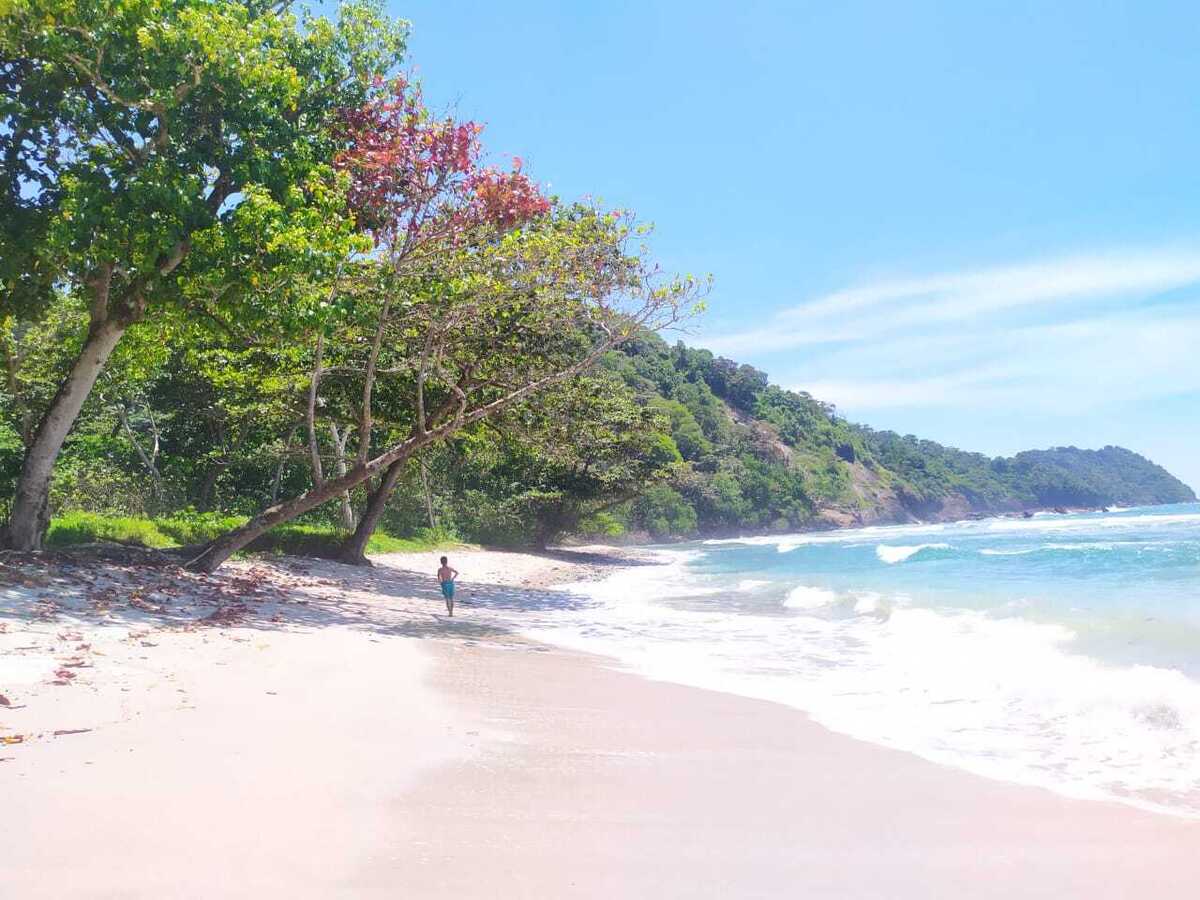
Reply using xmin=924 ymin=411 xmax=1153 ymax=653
xmin=0 ymin=545 xmax=629 ymax=644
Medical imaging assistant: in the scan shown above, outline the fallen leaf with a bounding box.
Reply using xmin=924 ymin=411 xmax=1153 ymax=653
xmin=0 ymin=735 xmax=24 ymax=745
xmin=0 ymin=694 xmax=9 ymax=706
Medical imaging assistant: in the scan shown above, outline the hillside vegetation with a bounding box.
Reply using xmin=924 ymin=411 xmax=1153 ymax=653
xmin=3 ymin=328 xmax=1192 ymax=550
xmin=580 ymin=334 xmax=1195 ymax=539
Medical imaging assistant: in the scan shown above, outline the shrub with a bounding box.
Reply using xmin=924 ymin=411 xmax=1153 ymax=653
xmin=577 ymin=509 xmax=627 ymax=538
xmin=633 ymin=484 xmax=698 ymax=538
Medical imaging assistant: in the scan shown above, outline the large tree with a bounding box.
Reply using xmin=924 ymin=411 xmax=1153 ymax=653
xmin=319 ymin=77 xmax=557 ymax=562
xmin=0 ymin=0 xmax=406 ymax=549
xmin=296 ymin=76 xmax=545 ymax=553
xmin=184 ymin=204 xmax=703 ymax=571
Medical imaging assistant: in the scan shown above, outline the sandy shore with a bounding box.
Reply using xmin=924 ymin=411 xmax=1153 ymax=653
xmin=3 ymin=545 xmax=1198 ymax=897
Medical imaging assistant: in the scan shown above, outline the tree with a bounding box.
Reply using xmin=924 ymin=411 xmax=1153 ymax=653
xmin=322 ymin=77 xmax=553 ymax=562
xmin=0 ymin=0 xmax=406 ymax=549
xmin=184 ymin=205 xmax=703 ymax=571
xmin=444 ymin=373 xmax=684 ymax=548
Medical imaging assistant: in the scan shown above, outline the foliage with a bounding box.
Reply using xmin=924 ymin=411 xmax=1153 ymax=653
xmin=45 ymin=510 xmax=456 ymax=556
xmin=590 ymin=333 xmax=1195 ymax=537
xmin=0 ymin=0 xmax=410 ymax=550
xmin=428 ymin=373 xmax=684 ymax=546
xmin=633 ymin=484 xmax=697 ymax=538
xmin=2 ymin=0 xmax=402 ymax=319
xmin=16 ymin=322 xmax=1197 ymax=553
xmin=46 ymin=510 xmax=177 ymax=548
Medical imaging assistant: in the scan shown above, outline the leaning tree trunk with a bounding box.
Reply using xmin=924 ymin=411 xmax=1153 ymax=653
xmin=2 ymin=320 xmax=126 ymax=550
xmin=186 ymin=460 xmax=376 ymax=572
xmin=337 ymin=458 xmax=405 ymax=566
xmin=185 ymin=338 xmax=624 ymax=572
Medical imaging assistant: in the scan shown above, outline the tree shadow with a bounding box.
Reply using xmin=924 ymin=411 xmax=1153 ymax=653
xmin=0 ymin=547 xmax=600 ymax=645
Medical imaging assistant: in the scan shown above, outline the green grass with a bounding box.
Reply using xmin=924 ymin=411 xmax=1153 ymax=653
xmin=45 ymin=511 xmax=461 ymax=559
xmin=155 ymin=512 xmax=247 ymax=546
xmin=46 ymin=511 xmax=178 ymax=549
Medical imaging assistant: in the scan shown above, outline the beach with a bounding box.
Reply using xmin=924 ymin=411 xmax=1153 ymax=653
xmin=3 ymin=545 xmax=1198 ymax=898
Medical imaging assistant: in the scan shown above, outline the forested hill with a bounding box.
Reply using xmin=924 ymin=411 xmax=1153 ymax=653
xmin=577 ymin=334 xmax=1196 ymax=539
xmin=2 ymin=325 xmax=1192 ymax=550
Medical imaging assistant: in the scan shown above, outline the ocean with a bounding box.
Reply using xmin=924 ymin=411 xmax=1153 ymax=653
xmin=487 ymin=503 xmax=1200 ymax=818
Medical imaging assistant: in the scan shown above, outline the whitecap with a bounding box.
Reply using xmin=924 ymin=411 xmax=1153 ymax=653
xmin=875 ymin=542 xmax=950 ymax=564
xmin=852 ymin=591 xmax=889 ymax=618
xmin=783 ymin=585 xmax=838 ymax=609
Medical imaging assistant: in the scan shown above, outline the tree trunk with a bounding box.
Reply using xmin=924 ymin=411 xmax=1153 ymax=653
xmin=306 ymin=333 xmax=325 ymax=485
xmin=2 ymin=319 xmax=126 ymax=550
xmin=116 ymin=404 xmax=165 ymax=505
xmin=185 ymin=337 xmax=622 ymax=572
xmin=329 ymin=422 xmax=356 ymax=531
xmin=419 ymin=458 xmax=437 ymax=529
xmin=337 ymin=457 xmax=405 ymax=566
xmin=186 ymin=460 xmax=377 ymax=572
xmin=270 ymin=428 xmax=298 ymax=505
xmin=197 ymin=463 xmax=226 ymax=512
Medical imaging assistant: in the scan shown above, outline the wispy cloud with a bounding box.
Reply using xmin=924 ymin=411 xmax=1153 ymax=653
xmin=790 ymin=307 xmax=1200 ymax=414
xmin=706 ymin=247 xmax=1200 ymax=356
xmin=693 ymin=245 xmax=1200 ymax=443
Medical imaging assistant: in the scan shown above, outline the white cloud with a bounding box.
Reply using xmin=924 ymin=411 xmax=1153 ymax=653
xmin=704 ymin=247 xmax=1200 ymax=356
xmin=789 ymin=308 xmax=1200 ymax=414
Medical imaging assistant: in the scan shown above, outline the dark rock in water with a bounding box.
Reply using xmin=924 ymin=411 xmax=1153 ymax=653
xmin=1022 ymin=511 xmax=1035 ymax=519
xmin=1053 ymin=506 xmax=1069 ymax=514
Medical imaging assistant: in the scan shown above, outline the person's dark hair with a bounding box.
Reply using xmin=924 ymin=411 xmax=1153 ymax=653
xmin=440 ymin=556 xmax=448 ymax=565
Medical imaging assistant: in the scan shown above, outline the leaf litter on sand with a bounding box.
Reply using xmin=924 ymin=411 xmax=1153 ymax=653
xmin=1 ymin=552 xmax=351 ymax=741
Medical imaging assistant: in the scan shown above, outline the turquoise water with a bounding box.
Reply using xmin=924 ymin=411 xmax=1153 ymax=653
xmin=508 ymin=504 xmax=1200 ymax=817
xmin=698 ymin=503 xmax=1200 ymax=678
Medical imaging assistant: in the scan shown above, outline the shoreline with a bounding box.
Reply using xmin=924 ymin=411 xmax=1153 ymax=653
xmin=609 ymin=500 xmax=1166 ymax=547
xmin=3 ymin=545 xmax=1199 ymax=897
xmin=412 ymin=633 xmax=1200 ymax=899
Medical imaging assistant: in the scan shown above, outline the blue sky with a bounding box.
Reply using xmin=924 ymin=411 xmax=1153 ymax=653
xmin=384 ymin=1 xmax=1200 ymax=490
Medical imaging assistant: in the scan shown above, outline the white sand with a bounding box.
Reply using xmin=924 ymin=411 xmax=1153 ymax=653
xmin=3 ymin=546 xmax=1199 ymax=897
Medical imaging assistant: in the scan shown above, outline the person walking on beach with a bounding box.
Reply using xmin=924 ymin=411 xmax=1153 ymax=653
xmin=436 ymin=556 xmax=459 ymax=616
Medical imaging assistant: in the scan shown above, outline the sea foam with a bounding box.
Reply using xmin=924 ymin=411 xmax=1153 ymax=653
xmin=783 ymin=585 xmax=838 ymax=609
xmin=475 ymin=503 xmax=1200 ymax=819
xmin=875 ymin=543 xmax=950 ymax=564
